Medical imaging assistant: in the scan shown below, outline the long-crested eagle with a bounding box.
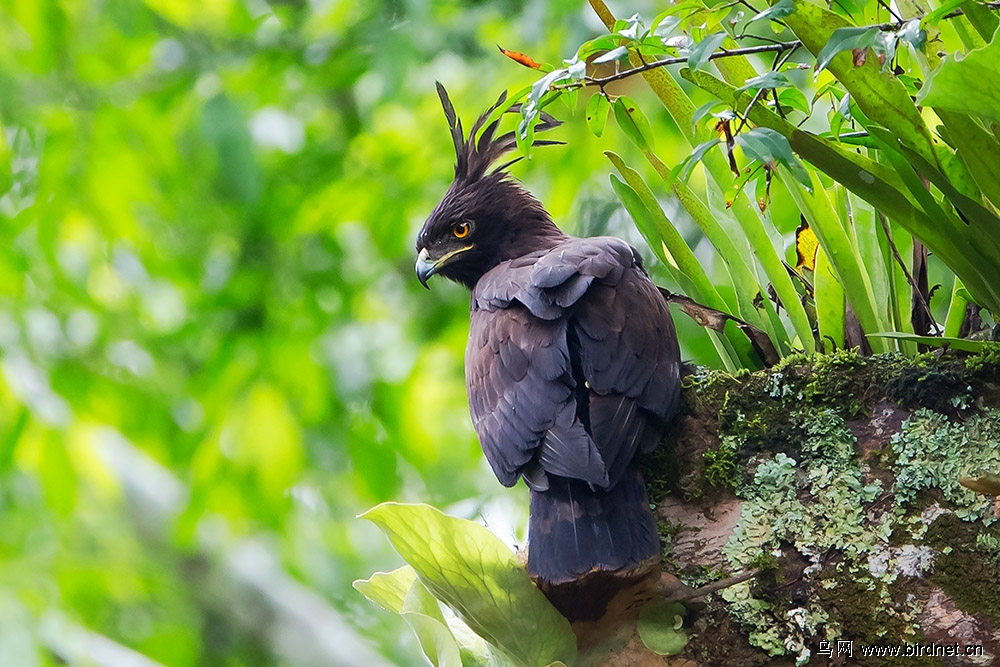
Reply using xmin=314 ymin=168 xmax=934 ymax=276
xmin=415 ymin=84 xmax=681 ymax=612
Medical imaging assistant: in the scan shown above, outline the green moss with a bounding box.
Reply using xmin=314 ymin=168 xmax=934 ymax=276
xmin=814 ymin=577 xmax=937 ymax=666
xmin=925 ymin=513 xmax=1000 ymax=624
xmin=703 ymin=437 xmax=739 ymax=490
xmin=657 ymin=516 xmax=683 ymax=562
xmin=698 ymin=350 xmax=924 ymax=453
xmin=965 ymin=344 xmax=1000 ymax=373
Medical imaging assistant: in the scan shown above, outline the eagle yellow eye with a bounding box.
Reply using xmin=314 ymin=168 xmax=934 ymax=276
xmin=452 ymin=221 xmax=471 ymax=239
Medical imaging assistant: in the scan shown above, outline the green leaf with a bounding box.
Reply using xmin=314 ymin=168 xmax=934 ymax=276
xmin=943 ymin=278 xmax=970 ymax=338
xmin=679 ymin=138 xmax=723 ymax=183
xmin=592 ymin=45 xmax=628 ymax=64
xmin=956 ymin=287 xmax=977 ymax=304
xmin=781 ymin=0 xmax=937 ymax=167
xmin=923 ymin=0 xmax=966 ymax=26
xmin=815 ymin=26 xmax=879 ymax=73
xmin=778 ymin=171 xmax=891 ymax=353
xmin=691 ymin=101 xmax=730 ymax=130
xmin=936 ymin=109 xmax=1000 ymax=210
xmin=353 ymin=566 xmax=418 ymax=614
xmin=738 ymin=70 xmax=793 ymax=91
xmin=687 ymin=32 xmax=727 ymax=72
xmin=405 ymin=613 xmax=464 ymax=667
xmin=958 ymin=0 xmax=1000 ymax=43
xmin=638 ymin=600 xmax=688 ymax=655
xmin=403 ymin=574 xmax=448 ymax=621
xmin=918 ymin=32 xmax=1000 ymax=125
xmin=607 ymin=156 xmax=762 ymax=370
xmin=748 ymin=0 xmax=796 ymax=24
xmin=612 ymin=96 xmax=654 ymax=150
xmin=867 ymin=333 xmax=999 ymax=353
xmin=475 ymin=84 xmax=531 ymax=147
xmin=735 ymin=127 xmax=812 ymax=188
xmin=576 ymin=34 xmax=620 ymax=60
xmin=814 ymin=245 xmax=846 ymax=351
xmin=652 ymin=1 xmax=706 ymax=27
xmin=524 ymin=68 xmax=572 ymax=133
xmin=586 ymin=93 xmax=611 ymax=138
xmin=775 ymin=87 xmax=811 ymax=116
xmin=897 ymin=19 xmax=926 ymax=50
xmin=617 ymin=12 xmax=645 ymax=40
xmin=361 ymin=503 xmax=577 ymax=667
xmin=358 ymin=571 xmax=466 ymax=667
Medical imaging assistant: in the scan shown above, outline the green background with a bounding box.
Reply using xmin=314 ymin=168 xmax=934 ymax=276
xmin=0 ymin=1 xmax=707 ymax=664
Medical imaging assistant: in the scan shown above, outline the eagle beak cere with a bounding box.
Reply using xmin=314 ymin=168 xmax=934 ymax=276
xmin=415 ymin=245 xmax=473 ymax=289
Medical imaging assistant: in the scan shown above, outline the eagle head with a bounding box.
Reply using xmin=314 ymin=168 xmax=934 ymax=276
xmin=415 ymin=83 xmax=565 ymax=291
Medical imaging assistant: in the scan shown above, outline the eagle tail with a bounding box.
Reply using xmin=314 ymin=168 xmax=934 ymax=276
xmin=526 ymin=466 xmax=659 ymax=585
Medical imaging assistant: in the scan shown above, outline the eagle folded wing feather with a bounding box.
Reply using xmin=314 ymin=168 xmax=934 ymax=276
xmin=537 ymin=414 xmax=610 ymax=487
xmin=468 ymin=303 xmax=575 ymax=487
xmin=588 ymin=393 xmax=648 ymax=488
xmin=467 ymin=236 xmax=678 ymax=495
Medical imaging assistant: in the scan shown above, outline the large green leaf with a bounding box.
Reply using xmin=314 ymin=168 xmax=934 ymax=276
xmin=403 ymin=581 xmax=465 ymax=667
xmin=867 ymin=333 xmax=999 ymax=353
xmin=936 ymin=109 xmax=1000 ymax=210
xmin=781 ymin=0 xmax=938 ymax=167
xmin=360 ymin=503 xmax=577 ymax=667
xmin=814 ymin=245 xmax=846 ymax=351
xmin=918 ymin=31 xmax=1000 ymax=125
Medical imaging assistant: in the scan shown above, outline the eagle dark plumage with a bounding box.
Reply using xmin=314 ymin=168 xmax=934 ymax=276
xmin=416 ymin=84 xmax=681 ymax=613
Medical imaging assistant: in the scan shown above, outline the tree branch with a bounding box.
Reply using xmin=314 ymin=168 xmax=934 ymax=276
xmin=553 ymin=42 xmax=802 ymax=91
xmin=564 ymin=1 xmax=1000 ymax=93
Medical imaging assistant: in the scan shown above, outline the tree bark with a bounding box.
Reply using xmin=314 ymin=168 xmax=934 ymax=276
xmin=588 ymin=348 xmax=1000 ymax=666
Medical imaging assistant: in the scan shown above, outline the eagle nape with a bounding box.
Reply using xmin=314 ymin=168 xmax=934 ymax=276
xmin=415 ymin=83 xmax=681 ymax=622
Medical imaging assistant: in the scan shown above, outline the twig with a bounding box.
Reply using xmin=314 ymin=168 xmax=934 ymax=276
xmin=878 ymin=213 xmax=938 ymax=333
xmin=553 ymin=41 xmax=802 ymax=91
xmin=735 ymin=44 xmax=800 ymax=133
xmin=672 ymin=569 xmax=761 ymax=601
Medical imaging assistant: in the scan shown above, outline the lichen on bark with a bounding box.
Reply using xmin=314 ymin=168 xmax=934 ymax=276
xmin=641 ymin=348 xmax=1000 ymax=666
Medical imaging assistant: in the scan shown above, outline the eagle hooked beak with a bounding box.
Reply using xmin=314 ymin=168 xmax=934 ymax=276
xmin=415 ymin=245 xmax=473 ymax=289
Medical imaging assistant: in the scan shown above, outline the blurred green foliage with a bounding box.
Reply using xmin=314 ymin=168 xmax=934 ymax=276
xmin=0 ymin=0 xmax=700 ymax=665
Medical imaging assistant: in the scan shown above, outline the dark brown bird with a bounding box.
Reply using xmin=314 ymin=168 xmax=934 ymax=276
xmin=416 ymin=84 xmax=681 ymax=603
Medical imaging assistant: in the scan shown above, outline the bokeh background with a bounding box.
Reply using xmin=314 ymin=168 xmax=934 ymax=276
xmin=0 ymin=1 xmax=709 ymax=665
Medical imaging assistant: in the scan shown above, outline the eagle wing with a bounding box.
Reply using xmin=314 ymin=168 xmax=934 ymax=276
xmin=466 ymin=237 xmax=681 ymax=491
